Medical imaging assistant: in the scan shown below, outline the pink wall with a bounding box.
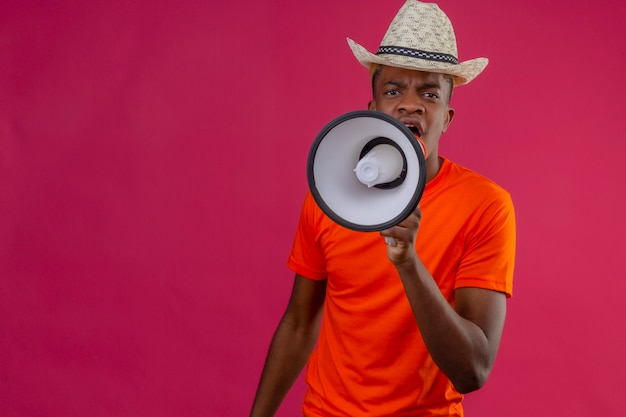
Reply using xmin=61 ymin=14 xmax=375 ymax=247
xmin=1 ymin=1 xmax=625 ymax=415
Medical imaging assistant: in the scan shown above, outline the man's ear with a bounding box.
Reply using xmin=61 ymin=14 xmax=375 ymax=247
xmin=442 ymin=107 xmax=455 ymax=133
xmin=367 ymin=100 xmax=376 ymax=110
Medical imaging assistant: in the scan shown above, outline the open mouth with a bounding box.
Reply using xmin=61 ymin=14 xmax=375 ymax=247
xmin=404 ymin=124 xmax=422 ymax=137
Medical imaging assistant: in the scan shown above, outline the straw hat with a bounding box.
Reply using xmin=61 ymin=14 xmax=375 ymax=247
xmin=347 ymin=0 xmax=488 ymax=86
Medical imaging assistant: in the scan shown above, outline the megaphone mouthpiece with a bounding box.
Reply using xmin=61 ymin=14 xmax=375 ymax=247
xmin=354 ymin=143 xmax=405 ymax=188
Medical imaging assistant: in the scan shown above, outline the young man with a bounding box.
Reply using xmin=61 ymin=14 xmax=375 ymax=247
xmin=251 ymin=1 xmax=516 ymax=416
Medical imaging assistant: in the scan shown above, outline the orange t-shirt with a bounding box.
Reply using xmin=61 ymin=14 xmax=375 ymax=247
xmin=288 ymin=157 xmax=516 ymax=417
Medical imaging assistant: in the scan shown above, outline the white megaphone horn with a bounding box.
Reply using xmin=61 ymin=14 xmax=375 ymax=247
xmin=307 ymin=110 xmax=427 ymax=232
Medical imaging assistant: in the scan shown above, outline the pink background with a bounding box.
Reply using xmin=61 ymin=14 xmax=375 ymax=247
xmin=1 ymin=0 xmax=625 ymax=415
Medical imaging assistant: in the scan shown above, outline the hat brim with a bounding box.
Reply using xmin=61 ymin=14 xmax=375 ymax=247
xmin=347 ymin=38 xmax=488 ymax=86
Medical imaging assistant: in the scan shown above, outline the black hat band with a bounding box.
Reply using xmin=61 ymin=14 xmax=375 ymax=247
xmin=376 ymin=46 xmax=458 ymax=65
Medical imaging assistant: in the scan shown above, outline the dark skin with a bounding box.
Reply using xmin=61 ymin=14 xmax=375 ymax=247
xmin=250 ymin=275 xmax=326 ymax=417
xmin=250 ymin=66 xmax=506 ymax=417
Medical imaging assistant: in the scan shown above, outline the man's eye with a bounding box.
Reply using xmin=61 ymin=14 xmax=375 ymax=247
xmin=424 ymin=92 xmax=439 ymax=99
xmin=385 ymin=89 xmax=399 ymax=96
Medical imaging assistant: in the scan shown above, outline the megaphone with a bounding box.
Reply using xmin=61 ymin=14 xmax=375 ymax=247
xmin=307 ymin=110 xmax=427 ymax=232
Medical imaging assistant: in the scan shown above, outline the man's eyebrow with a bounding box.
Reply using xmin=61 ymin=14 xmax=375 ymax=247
xmin=383 ymin=80 xmax=442 ymax=90
xmin=383 ymin=80 xmax=406 ymax=88
xmin=419 ymin=82 xmax=442 ymax=91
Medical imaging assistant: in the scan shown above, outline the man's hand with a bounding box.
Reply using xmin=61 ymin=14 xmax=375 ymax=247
xmin=379 ymin=206 xmax=422 ymax=264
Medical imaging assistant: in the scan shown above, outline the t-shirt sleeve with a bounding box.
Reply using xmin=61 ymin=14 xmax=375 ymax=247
xmin=287 ymin=192 xmax=328 ymax=280
xmin=455 ymin=189 xmax=516 ymax=297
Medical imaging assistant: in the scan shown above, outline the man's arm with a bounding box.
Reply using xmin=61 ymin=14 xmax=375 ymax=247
xmin=381 ymin=208 xmax=506 ymax=394
xmin=250 ymin=274 xmax=326 ymax=417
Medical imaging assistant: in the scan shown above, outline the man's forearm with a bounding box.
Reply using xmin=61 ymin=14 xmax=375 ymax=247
xmin=394 ymin=256 xmax=505 ymax=393
xmin=250 ymin=319 xmax=318 ymax=417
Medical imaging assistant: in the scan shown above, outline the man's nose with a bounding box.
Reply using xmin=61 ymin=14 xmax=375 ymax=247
xmin=399 ymin=93 xmax=424 ymax=114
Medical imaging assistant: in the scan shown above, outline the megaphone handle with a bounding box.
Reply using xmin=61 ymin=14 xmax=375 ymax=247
xmin=384 ymin=236 xmax=398 ymax=247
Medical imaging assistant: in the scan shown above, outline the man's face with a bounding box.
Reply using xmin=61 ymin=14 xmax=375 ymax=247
xmin=368 ymin=66 xmax=455 ymax=162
